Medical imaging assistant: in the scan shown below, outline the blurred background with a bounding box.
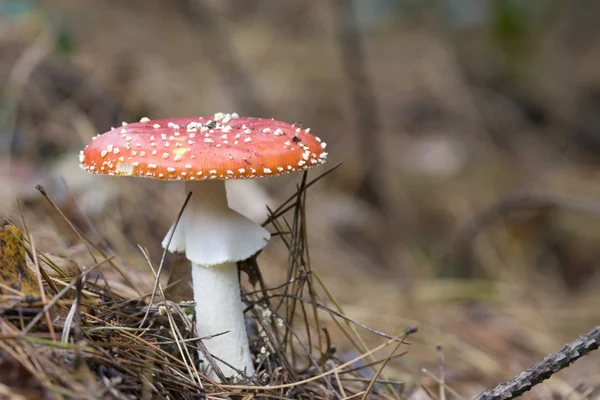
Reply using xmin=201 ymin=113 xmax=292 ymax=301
xmin=2 ymin=0 xmax=600 ymax=397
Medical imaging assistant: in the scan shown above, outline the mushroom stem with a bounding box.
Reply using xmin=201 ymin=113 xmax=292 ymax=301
xmin=162 ymin=179 xmax=269 ymax=379
xmin=192 ymin=261 xmax=255 ymax=378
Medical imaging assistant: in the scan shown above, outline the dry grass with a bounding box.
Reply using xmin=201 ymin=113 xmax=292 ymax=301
xmin=0 ymin=171 xmax=414 ymax=399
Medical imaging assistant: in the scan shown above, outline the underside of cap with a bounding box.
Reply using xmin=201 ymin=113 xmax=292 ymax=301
xmin=161 ymin=180 xmax=270 ymax=266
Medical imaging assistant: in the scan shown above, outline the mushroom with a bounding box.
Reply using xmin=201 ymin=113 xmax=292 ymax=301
xmin=79 ymin=112 xmax=328 ymax=379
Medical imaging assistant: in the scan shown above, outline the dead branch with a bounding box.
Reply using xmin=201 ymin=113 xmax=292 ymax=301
xmin=452 ymin=191 xmax=600 ymax=275
xmin=456 ymin=192 xmax=600 ymax=250
xmin=473 ymin=325 xmax=600 ymax=400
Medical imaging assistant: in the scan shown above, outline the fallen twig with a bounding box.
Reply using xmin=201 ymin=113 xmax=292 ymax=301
xmin=473 ymin=325 xmax=600 ymax=400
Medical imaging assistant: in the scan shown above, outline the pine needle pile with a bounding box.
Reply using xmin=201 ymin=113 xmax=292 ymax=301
xmin=0 ymin=171 xmax=412 ymax=399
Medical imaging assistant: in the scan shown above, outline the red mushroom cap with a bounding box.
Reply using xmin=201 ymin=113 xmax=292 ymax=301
xmin=79 ymin=113 xmax=327 ymax=180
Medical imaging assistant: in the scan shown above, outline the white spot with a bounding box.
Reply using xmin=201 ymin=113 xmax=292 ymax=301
xmin=162 ymin=153 xmax=169 ymax=159
xmin=148 ymin=164 xmax=157 ymax=169
xmin=244 ymin=137 xmax=252 ymax=143
xmin=173 ymin=155 xmax=183 ymax=161
xmin=116 ymin=162 xmax=133 ymax=175
xmin=238 ymin=168 xmax=245 ymax=174
xmin=140 ymin=117 xmax=150 ymax=122
xmin=167 ymin=167 xmax=176 ymax=173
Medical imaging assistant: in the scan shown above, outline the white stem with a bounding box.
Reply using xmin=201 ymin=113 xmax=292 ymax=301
xmin=161 ymin=179 xmax=270 ymax=379
xmin=192 ymin=261 xmax=255 ymax=378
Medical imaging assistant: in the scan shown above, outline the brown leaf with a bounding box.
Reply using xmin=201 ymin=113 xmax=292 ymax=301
xmin=0 ymin=224 xmax=40 ymax=307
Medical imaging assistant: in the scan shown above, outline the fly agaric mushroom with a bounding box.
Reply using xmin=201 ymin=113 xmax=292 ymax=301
xmin=79 ymin=112 xmax=327 ymax=379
